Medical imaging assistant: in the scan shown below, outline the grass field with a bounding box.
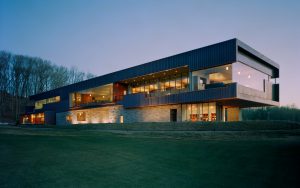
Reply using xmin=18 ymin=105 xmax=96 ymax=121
xmin=1 ymin=125 xmax=300 ymax=188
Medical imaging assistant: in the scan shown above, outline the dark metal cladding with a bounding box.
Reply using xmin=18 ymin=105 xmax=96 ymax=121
xmin=29 ymin=38 xmax=237 ymax=101
xmin=26 ymin=38 xmax=280 ymax=116
xmin=122 ymin=83 xmax=237 ymax=108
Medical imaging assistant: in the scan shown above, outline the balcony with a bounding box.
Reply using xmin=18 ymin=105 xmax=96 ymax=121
xmin=122 ymin=83 xmax=237 ymax=108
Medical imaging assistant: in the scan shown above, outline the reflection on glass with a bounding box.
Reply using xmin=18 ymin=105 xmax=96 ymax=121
xmin=192 ymin=64 xmax=232 ymax=91
xmin=130 ymin=72 xmax=189 ymax=94
xmin=70 ymin=84 xmax=113 ymax=107
xmin=232 ymin=62 xmax=269 ymax=91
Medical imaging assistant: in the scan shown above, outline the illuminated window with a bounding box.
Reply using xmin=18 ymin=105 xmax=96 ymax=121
xmin=77 ymin=112 xmax=86 ymax=121
xmin=232 ymin=62 xmax=269 ymax=91
xmin=120 ymin=115 xmax=124 ymax=123
xmin=35 ymin=96 xmax=60 ymax=109
xmin=66 ymin=115 xmax=72 ymax=123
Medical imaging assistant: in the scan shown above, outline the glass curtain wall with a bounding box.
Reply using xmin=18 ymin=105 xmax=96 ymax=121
xmin=182 ymin=102 xmax=216 ymax=122
xmin=130 ymin=72 xmax=189 ymax=95
xmin=191 ymin=64 xmax=232 ymax=91
xmin=35 ymin=96 xmax=60 ymax=109
xmin=232 ymin=62 xmax=269 ymax=91
xmin=70 ymin=84 xmax=113 ymax=107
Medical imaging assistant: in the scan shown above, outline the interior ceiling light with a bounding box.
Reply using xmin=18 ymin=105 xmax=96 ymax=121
xmin=248 ymin=75 xmax=251 ymax=79
xmin=238 ymin=71 xmax=241 ymax=75
xmin=226 ymin=66 xmax=229 ymax=70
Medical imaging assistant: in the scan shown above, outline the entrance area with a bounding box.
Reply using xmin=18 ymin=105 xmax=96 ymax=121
xmin=170 ymin=109 xmax=177 ymax=122
xmin=224 ymin=107 xmax=240 ymax=121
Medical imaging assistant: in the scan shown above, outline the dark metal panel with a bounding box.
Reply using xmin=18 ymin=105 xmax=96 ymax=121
xmin=237 ymin=40 xmax=279 ymax=78
xmin=122 ymin=83 xmax=237 ymax=108
xmin=44 ymin=111 xmax=56 ymax=124
xmin=30 ymin=39 xmax=237 ymax=101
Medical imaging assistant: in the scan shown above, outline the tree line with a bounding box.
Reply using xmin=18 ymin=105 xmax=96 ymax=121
xmin=0 ymin=51 xmax=95 ymax=122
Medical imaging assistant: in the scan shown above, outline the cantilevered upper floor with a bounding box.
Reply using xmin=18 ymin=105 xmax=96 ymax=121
xmin=26 ymin=38 xmax=280 ymax=114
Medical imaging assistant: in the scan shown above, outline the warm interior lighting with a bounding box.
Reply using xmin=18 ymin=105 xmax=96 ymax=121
xmin=226 ymin=66 xmax=229 ymax=70
xmin=89 ymin=94 xmax=92 ymax=97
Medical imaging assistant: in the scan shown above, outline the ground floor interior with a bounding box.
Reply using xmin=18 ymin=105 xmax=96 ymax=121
xmin=21 ymin=102 xmax=242 ymax=125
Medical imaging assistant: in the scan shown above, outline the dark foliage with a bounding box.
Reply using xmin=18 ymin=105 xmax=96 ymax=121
xmin=242 ymin=106 xmax=300 ymax=122
xmin=0 ymin=51 xmax=95 ymax=122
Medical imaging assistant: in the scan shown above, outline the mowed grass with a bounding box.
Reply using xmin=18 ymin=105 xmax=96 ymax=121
xmin=0 ymin=127 xmax=300 ymax=188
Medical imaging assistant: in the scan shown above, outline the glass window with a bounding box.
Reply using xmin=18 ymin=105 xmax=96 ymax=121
xmin=209 ymin=102 xmax=216 ymax=121
xmin=70 ymin=84 xmax=113 ymax=107
xmin=165 ymin=79 xmax=170 ymax=91
xmin=182 ymin=104 xmax=187 ymax=121
xmin=170 ymin=78 xmax=176 ymax=90
xmin=190 ymin=104 xmax=198 ymax=121
xmin=35 ymin=96 xmax=60 ymax=109
xmin=192 ymin=64 xmax=232 ymax=90
xmin=144 ymin=85 xmax=150 ymax=94
xmin=182 ymin=74 xmax=189 ymax=90
xmin=77 ymin=112 xmax=86 ymax=121
xmin=176 ymin=76 xmax=182 ymax=90
xmin=202 ymin=103 xmax=209 ymax=121
xmin=186 ymin=104 xmax=192 ymax=121
xmin=232 ymin=62 xmax=269 ymax=91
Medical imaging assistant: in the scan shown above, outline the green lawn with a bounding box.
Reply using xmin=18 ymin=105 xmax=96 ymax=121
xmin=0 ymin=126 xmax=300 ymax=188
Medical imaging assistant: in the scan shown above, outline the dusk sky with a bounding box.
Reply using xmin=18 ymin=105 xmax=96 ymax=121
xmin=1 ymin=0 xmax=299 ymax=107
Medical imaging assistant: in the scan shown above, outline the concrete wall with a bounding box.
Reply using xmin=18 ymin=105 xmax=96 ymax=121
xmin=56 ymin=104 xmax=182 ymax=125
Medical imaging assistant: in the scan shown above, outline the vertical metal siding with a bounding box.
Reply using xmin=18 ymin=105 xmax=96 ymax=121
xmin=30 ymin=39 xmax=237 ymax=101
xmin=122 ymin=83 xmax=237 ymax=108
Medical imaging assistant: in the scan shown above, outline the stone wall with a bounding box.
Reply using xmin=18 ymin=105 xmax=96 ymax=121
xmin=56 ymin=104 xmax=182 ymax=125
xmin=121 ymin=105 xmax=182 ymax=123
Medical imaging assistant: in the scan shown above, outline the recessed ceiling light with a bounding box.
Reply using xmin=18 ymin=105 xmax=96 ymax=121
xmin=226 ymin=67 xmax=229 ymax=70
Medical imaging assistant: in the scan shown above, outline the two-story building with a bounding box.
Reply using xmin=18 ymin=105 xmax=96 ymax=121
xmin=20 ymin=39 xmax=280 ymax=125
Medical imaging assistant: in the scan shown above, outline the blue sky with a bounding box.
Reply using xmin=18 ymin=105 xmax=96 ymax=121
xmin=1 ymin=0 xmax=299 ymax=106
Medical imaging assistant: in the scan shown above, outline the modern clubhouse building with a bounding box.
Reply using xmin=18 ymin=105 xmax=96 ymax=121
xmin=21 ymin=39 xmax=279 ymax=125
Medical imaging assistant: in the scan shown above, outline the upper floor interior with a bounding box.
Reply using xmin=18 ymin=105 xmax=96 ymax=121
xmin=29 ymin=38 xmax=280 ymax=111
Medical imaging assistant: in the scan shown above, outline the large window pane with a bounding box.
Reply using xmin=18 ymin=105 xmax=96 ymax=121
xmin=192 ymin=64 xmax=232 ymax=90
xmin=232 ymin=62 xmax=269 ymax=91
xmin=202 ymin=103 xmax=209 ymax=121
xmin=209 ymin=102 xmax=216 ymax=121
